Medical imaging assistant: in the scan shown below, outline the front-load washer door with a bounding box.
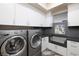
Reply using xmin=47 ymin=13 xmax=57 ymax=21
xmin=30 ymin=34 xmax=42 ymax=49
xmin=1 ymin=36 xmax=26 ymax=56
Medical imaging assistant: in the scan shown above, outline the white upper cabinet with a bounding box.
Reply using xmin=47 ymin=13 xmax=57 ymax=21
xmin=68 ymin=4 xmax=79 ymax=26
xmin=15 ymin=4 xmax=29 ymax=26
xmin=0 ymin=3 xmax=53 ymax=27
xmin=26 ymin=4 xmax=45 ymax=27
xmin=43 ymin=11 xmax=53 ymax=27
xmin=15 ymin=4 xmax=46 ymax=27
xmin=0 ymin=4 xmax=15 ymax=25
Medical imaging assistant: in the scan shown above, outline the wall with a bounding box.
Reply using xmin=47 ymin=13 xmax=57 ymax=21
xmin=53 ymin=12 xmax=67 ymax=23
xmin=67 ymin=27 xmax=79 ymax=42
xmin=47 ymin=12 xmax=67 ymax=51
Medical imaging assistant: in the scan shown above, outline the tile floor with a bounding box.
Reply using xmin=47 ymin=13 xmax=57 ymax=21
xmin=42 ymin=48 xmax=62 ymax=56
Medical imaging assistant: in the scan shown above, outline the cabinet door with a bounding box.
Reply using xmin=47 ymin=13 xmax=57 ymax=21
xmin=67 ymin=40 xmax=79 ymax=56
xmin=68 ymin=4 xmax=79 ymax=26
xmin=0 ymin=4 xmax=15 ymax=25
xmin=44 ymin=11 xmax=53 ymax=27
xmin=42 ymin=37 xmax=49 ymax=51
xmin=27 ymin=6 xmax=45 ymax=27
xmin=15 ymin=4 xmax=28 ymax=26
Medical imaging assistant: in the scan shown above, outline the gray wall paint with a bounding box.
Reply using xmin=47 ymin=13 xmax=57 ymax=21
xmin=53 ymin=12 xmax=67 ymax=23
xmin=67 ymin=27 xmax=79 ymax=38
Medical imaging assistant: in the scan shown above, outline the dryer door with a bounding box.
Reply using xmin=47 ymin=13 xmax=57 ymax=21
xmin=1 ymin=36 xmax=26 ymax=56
xmin=30 ymin=34 xmax=42 ymax=48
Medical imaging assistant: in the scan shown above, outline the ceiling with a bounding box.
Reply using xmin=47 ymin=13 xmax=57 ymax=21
xmin=38 ymin=3 xmax=63 ymax=10
xmin=29 ymin=3 xmax=67 ymax=14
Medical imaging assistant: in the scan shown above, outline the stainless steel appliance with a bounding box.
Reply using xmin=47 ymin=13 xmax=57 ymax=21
xmin=0 ymin=30 xmax=27 ymax=56
xmin=27 ymin=29 xmax=42 ymax=56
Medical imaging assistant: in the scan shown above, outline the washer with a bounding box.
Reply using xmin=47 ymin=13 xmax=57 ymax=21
xmin=0 ymin=30 xmax=27 ymax=56
xmin=27 ymin=29 xmax=42 ymax=56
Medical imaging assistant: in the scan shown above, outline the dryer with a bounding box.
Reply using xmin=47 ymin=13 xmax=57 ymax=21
xmin=27 ymin=29 xmax=42 ymax=56
xmin=0 ymin=30 xmax=27 ymax=56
